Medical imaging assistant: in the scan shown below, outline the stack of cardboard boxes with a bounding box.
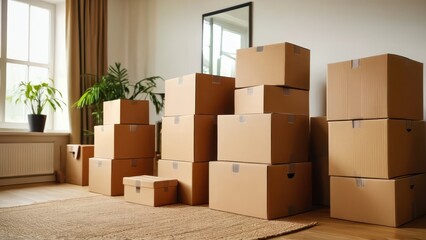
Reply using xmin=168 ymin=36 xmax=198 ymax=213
xmin=89 ymin=99 xmax=155 ymax=196
xmin=158 ymin=73 xmax=235 ymax=205
xmin=327 ymin=54 xmax=426 ymax=227
xmin=210 ymin=42 xmax=313 ymax=219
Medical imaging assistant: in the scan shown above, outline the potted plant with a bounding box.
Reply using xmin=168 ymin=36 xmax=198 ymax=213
xmin=15 ymin=79 xmax=65 ymax=132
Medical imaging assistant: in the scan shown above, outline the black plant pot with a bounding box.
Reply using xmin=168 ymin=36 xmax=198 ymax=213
xmin=28 ymin=114 xmax=47 ymax=132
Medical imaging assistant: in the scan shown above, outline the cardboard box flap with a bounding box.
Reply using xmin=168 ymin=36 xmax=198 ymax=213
xmin=67 ymin=144 xmax=80 ymax=159
xmin=123 ymin=175 xmax=178 ymax=188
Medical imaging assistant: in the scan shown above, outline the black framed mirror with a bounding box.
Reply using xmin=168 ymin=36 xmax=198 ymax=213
xmin=202 ymin=2 xmax=252 ymax=77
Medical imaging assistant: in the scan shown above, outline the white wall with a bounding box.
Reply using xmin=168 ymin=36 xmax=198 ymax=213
xmin=109 ymin=0 xmax=426 ymax=118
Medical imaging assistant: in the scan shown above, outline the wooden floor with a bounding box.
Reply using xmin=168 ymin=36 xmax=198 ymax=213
xmin=1 ymin=183 xmax=425 ymax=240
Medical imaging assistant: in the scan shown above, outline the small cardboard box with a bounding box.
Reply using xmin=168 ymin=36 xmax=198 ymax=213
xmin=327 ymin=54 xmax=423 ymax=121
xmin=94 ymin=124 xmax=155 ymax=159
xmin=218 ymin=113 xmax=309 ymax=164
xmin=123 ymin=175 xmax=178 ymax=207
xmin=236 ymin=42 xmax=310 ymax=90
xmin=89 ymin=157 xmax=153 ymax=196
xmin=235 ymin=85 xmax=309 ymax=115
xmin=309 ymin=117 xmax=329 ymax=206
xmin=329 ymin=119 xmax=426 ymax=179
xmin=66 ymin=144 xmax=94 ymax=186
xmin=103 ymin=99 xmax=149 ymax=125
xmin=164 ymin=73 xmax=235 ymax=116
xmin=162 ymin=115 xmax=217 ymax=162
xmin=209 ymin=161 xmax=312 ymax=220
xmin=157 ymin=159 xmax=208 ymax=205
xmin=330 ymin=174 xmax=426 ymax=227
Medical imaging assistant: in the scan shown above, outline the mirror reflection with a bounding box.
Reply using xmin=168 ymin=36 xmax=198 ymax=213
xmin=202 ymin=3 xmax=252 ymax=77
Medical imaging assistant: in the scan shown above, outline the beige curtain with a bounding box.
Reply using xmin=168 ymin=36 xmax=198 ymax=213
xmin=66 ymin=0 xmax=108 ymax=144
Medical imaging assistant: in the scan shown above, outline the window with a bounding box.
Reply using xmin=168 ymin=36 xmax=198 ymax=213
xmin=0 ymin=0 xmax=55 ymax=129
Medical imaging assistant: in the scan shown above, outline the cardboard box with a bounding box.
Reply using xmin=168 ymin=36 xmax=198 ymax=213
xmin=103 ymin=99 xmax=149 ymax=125
xmin=89 ymin=157 xmax=153 ymax=196
xmin=330 ymin=174 xmax=426 ymax=227
xmin=164 ymin=73 xmax=235 ymax=116
xmin=209 ymin=161 xmax=312 ymax=220
xmin=218 ymin=113 xmax=309 ymax=164
xmin=309 ymin=117 xmax=329 ymax=206
xmin=235 ymin=85 xmax=309 ymax=115
xmin=327 ymin=54 xmax=423 ymax=121
xmin=123 ymin=175 xmax=177 ymax=207
xmin=94 ymin=124 xmax=155 ymax=159
xmin=157 ymin=160 xmax=208 ymax=205
xmin=329 ymin=119 xmax=426 ymax=179
xmin=162 ymin=115 xmax=216 ymax=162
xmin=236 ymin=42 xmax=310 ymax=90
xmin=65 ymin=144 xmax=94 ymax=186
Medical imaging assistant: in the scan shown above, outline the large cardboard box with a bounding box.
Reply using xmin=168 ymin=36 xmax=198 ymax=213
xmin=235 ymin=85 xmax=309 ymax=115
xmin=164 ymin=73 xmax=235 ymax=116
xmin=236 ymin=42 xmax=310 ymax=90
xmin=89 ymin=157 xmax=153 ymax=196
xmin=123 ymin=175 xmax=178 ymax=207
xmin=66 ymin=144 xmax=94 ymax=186
xmin=209 ymin=161 xmax=312 ymax=220
xmin=330 ymin=174 xmax=426 ymax=227
xmin=94 ymin=124 xmax=155 ymax=159
xmin=327 ymin=54 xmax=423 ymax=121
xmin=103 ymin=99 xmax=149 ymax=125
xmin=310 ymin=117 xmax=329 ymax=206
xmin=329 ymin=119 xmax=426 ymax=179
xmin=162 ymin=115 xmax=217 ymax=162
xmin=157 ymin=160 xmax=208 ymax=205
xmin=218 ymin=113 xmax=309 ymax=164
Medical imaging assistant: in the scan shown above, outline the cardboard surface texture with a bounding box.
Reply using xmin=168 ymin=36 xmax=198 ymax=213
xmin=330 ymin=174 xmax=426 ymax=227
xmin=218 ymin=113 xmax=309 ymax=164
xmin=235 ymin=85 xmax=309 ymax=115
xmin=327 ymin=54 xmax=423 ymax=121
xmin=94 ymin=124 xmax=155 ymax=159
xmin=236 ymin=42 xmax=310 ymax=90
xmin=123 ymin=175 xmax=177 ymax=207
xmin=164 ymin=73 xmax=235 ymax=116
xmin=162 ymin=115 xmax=217 ymax=162
xmin=157 ymin=160 xmax=208 ymax=205
xmin=209 ymin=161 xmax=312 ymax=219
xmin=310 ymin=117 xmax=329 ymax=206
xmin=329 ymin=119 xmax=426 ymax=179
xmin=65 ymin=145 xmax=94 ymax=186
xmin=103 ymin=99 xmax=149 ymax=125
xmin=88 ymin=158 xmax=153 ymax=196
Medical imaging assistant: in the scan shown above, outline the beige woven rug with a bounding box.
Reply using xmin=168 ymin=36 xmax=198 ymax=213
xmin=0 ymin=195 xmax=316 ymax=239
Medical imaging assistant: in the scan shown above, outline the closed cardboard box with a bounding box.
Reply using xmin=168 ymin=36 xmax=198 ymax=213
xmin=235 ymin=85 xmax=309 ymax=115
xmin=330 ymin=174 xmax=426 ymax=227
xmin=66 ymin=144 xmax=94 ymax=186
xmin=103 ymin=99 xmax=149 ymax=125
xmin=89 ymin=157 xmax=153 ymax=196
xmin=157 ymin=160 xmax=208 ymax=205
xmin=164 ymin=73 xmax=235 ymax=116
xmin=218 ymin=113 xmax=309 ymax=164
xmin=309 ymin=117 xmax=329 ymax=206
xmin=94 ymin=124 xmax=155 ymax=159
xmin=327 ymin=54 xmax=423 ymax=121
xmin=162 ymin=115 xmax=217 ymax=162
xmin=209 ymin=161 xmax=312 ymax=220
xmin=329 ymin=119 xmax=426 ymax=179
xmin=236 ymin=42 xmax=310 ymax=90
xmin=123 ymin=175 xmax=177 ymax=207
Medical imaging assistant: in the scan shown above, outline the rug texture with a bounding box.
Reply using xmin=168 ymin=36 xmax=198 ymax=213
xmin=0 ymin=195 xmax=316 ymax=239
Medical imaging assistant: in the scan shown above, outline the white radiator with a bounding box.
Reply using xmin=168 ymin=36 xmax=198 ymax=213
xmin=0 ymin=143 xmax=54 ymax=177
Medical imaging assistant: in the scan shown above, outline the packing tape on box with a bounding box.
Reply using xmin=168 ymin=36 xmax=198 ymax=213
xmin=352 ymin=120 xmax=361 ymax=128
xmin=178 ymin=77 xmax=183 ymax=85
xmin=174 ymin=116 xmax=180 ymax=124
xmin=239 ymin=115 xmax=246 ymax=123
xmin=256 ymin=46 xmax=264 ymax=52
xmin=246 ymin=87 xmax=253 ymax=95
xmin=135 ymin=180 xmax=141 ymax=187
xmin=283 ymin=88 xmax=291 ymax=96
xmin=351 ymin=59 xmax=360 ymax=69
xmin=136 ymin=186 xmax=141 ymax=193
xmin=405 ymin=120 xmax=413 ymax=132
xmin=293 ymin=45 xmax=301 ymax=54
xmin=287 ymin=115 xmax=295 ymax=124
xmin=131 ymin=159 xmax=137 ymax=167
xmin=212 ymin=76 xmax=221 ymax=85
xmin=97 ymin=160 xmax=102 ymax=168
xmin=172 ymin=161 xmax=179 ymax=170
xmin=164 ymin=187 xmax=169 ymax=192
xmin=232 ymin=163 xmax=240 ymax=173
xmin=355 ymin=178 xmax=365 ymax=188
xmin=287 ymin=164 xmax=295 ymax=179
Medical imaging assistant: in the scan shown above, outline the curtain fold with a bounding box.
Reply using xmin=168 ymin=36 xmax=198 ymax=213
xmin=66 ymin=0 xmax=108 ymax=144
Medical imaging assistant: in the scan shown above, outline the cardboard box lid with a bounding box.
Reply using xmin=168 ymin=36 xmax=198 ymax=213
xmin=67 ymin=144 xmax=94 ymax=159
xmin=123 ymin=175 xmax=178 ymax=188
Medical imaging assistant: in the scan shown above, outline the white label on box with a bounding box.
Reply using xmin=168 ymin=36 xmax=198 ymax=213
xmin=246 ymin=87 xmax=253 ymax=95
xmin=232 ymin=164 xmax=240 ymax=173
xmin=174 ymin=116 xmax=180 ymax=124
xmin=172 ymin=161 xmax=179 ymax=170
xmin=97 ymin=160 xmax=102 ymax=167
xmin=352 ymin=120 xmax=361 ymax=128
xmin=212 ymin=76 xmax=221 ymax=85
xmin=256 ymin=46 xmax=264 ymax=52
xmin=239 ymin=116 xmax=246 ymax=123
xmin=351 ymin=59 xmax=360 ymax=69
xmin=355 ymin=178 xmax=365 ymax=188
xmin=287 ymin=115 xmax=295 ymax=124
xmin=178 ymin=77 xmax=183 ymax=85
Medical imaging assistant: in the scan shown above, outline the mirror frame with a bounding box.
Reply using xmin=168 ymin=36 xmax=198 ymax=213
xmin=201 ymin=2 xmax=253 ymax=76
